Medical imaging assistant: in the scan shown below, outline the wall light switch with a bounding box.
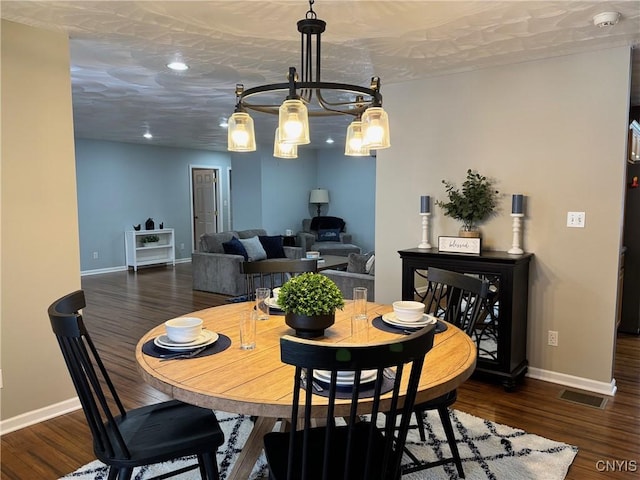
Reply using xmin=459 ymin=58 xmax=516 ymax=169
xmin=567 ymin=212 xmax=585 ymax=228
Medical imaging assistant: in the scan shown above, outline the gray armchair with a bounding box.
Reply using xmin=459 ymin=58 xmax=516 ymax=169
xmin=296 ymin=216 xmax=361 ymax=257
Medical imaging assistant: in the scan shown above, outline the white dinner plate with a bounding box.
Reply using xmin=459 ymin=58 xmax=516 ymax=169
xmin=313 ymin=369 xmax=377 ymax=386
xmin=265 ymin=298 xmax=282 ymax=309
xmin=381 ymin=312 xmax=437 ymax=329
xmin=154 ymin=330 xmax=219 ymax=351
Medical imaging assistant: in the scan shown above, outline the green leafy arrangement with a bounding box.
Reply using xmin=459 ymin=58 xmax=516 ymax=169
xmin=436 ymin=169 xmax=500 ymax=230
xmin=277 ymin=272 xmax=344 ymax=316
xmin=142 ymin=235 xmax=160 ymax=243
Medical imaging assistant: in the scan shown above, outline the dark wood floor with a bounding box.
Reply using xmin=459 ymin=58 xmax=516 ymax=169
xmin=2 ymin=264 xmax=639 ymax=479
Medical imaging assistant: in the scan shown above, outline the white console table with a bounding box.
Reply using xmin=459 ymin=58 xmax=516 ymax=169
xmin=125 ymin=229 xmax=175 ymax=271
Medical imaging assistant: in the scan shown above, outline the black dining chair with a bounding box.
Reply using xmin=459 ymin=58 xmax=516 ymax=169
xmin=242 ymin=258 xmax=317 ymax=299
xmin=48 ymin=290 xmax=225 ymax=480
xmin=404 ymin=267 xmax=489 ymax=478
xmin=263 ymin=324 xmax=436 ymax=480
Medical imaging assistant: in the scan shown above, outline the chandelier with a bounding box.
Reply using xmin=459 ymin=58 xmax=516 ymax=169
xmin=227 ymin=0 xmax=390 ymax=157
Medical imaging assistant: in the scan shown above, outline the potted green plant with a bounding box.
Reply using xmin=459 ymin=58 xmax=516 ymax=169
xmin=141 ymin=234 xmax=160 ymax=246
xmin=277 ymin=272 xmax=345 ymax=338
xmin=436 ymin=169 xmax=500 ymax=237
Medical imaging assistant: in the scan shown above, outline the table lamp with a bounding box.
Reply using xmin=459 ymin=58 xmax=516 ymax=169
xmin=309 ymin=189 xmax=329 ymax=217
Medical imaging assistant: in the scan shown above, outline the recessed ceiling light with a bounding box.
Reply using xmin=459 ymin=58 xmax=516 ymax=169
xmin=326 ymin=138 xmax=334 ymax=144
xmin=167 ymin=61 xmax=189 ymax=71
xmin=219 ymin=118 xmax=229 ymax=128
xmin=143 ymin=132 xmax=153 ymax=139
xmin=593 ymin=12 xmax=620 ymax=28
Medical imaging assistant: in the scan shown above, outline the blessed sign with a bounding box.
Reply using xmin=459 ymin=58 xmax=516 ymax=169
xmin=438 ymin=236 xmax=482 ymax=255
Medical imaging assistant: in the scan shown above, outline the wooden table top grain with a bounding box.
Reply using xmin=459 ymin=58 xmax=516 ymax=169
xmin=135 ymin=301 xmax=476 ymax=417
xmin=135 ymin=301 xmax=476 ymax=479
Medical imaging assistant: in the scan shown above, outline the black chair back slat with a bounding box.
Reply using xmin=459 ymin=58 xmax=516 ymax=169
xmin=49 ymin=291 xmax=131 ymax=460
xmin=48 ymin=290 xmax=224 ymax=479
xmin=423 ymin=267 xmax=489 ymax=334
xmin=264 ymin=326 xmax=435 ymax=480
xmin=404 ymin=267 xmax=490 ymax=478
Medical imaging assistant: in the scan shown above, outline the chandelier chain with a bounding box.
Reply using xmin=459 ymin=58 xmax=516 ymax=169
xmin=306 ymin=0 xmax=316 ymax=19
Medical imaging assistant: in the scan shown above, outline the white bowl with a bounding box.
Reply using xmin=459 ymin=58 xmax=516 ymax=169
xmin=165 ymin=317 xmax=203 ymax=343
xmin=392 ymin=301 xmax=425 ymax=322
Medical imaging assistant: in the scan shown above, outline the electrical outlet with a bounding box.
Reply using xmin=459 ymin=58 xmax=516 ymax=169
xmin=567 ymin=212 xmax=585 ymax=228
xmin=180 ymin=243 xmax=185 ymax=250
xmin=92 ymin=251 xmax=99 ymax=259
xmin=548 ymin=330 xmax=558 ymax=347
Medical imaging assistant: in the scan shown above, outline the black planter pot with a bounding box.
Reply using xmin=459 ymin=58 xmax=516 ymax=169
xmin=285 ymin=312 xmax=335 ymax=339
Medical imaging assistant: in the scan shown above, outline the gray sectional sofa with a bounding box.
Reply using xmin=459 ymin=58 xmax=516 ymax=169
xmin=192 ymin=229 xmax=303 ymax=296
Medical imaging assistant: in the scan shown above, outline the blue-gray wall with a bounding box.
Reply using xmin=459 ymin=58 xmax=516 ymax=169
xmin=76 ymin=139 xmax=376 ymax=273
xmin=231 ymin=146 xmax=376 ymax=253
xmin=75 ymin=139 xmax=230 ymax=272
xmin=317 ymin=150 xmax=376 ymax=253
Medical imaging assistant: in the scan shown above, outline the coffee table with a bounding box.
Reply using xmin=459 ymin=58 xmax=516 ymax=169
xmin=314 ymin=254 xmax=349 ymax=271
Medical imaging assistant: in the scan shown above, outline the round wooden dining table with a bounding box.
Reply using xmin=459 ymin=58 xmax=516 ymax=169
xmin=135 ymin=301 xmax=476 ymax=480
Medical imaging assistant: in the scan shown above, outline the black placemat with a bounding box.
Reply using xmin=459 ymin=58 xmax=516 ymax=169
xmin=303 ymin=374 xmax=395 ymax=399
xmin=371 ymin=315 xmax=447 ymax=334
xmin=142 ymin=333 xmax=231 ymax=359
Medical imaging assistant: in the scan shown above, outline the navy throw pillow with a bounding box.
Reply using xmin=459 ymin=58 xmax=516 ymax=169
xmin=222 ymin=236 xmax=248 ymax=260
xmin=259 ymin=235 xmax=286 ymax=258
xmin=317 ymin=228 xmax=341 ymax=242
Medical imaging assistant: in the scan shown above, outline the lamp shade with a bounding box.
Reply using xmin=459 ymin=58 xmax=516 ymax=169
xmin=344 ymin=120 xmax=370 ymax=156
xmin=362 ymin=106 xmax=390 ymax=150
xmin=227 ymin=112 xmax=256 ymax=152
xmin=278 ymin=99 xmax=310 ymax=145
xmin=309 ymin=189 xmax=329 ymax=204
xmin=273 ymin=128 xmax=298 ymax=158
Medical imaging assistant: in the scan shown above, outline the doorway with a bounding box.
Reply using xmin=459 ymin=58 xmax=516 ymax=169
xmin=190 ymin=167 xmax=220 ymax=251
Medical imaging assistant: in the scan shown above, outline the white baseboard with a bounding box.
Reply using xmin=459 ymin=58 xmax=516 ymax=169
xmin=527 ymin=367 xmax=617 ymax=397
xmin=81 ymin=258 xmax=191 ymax=277
xmin=0 ymin=397 xmax=82 ymax=435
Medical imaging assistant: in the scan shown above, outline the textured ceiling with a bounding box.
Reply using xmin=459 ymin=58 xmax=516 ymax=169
xmin=2 ymin=1 xmax=639 ymax=152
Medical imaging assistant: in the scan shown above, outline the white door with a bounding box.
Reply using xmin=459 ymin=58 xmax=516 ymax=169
xmin=192 ymin=168 xmax=218 ymax=249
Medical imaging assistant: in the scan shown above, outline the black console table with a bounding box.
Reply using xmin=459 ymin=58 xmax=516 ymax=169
xmin=398 ymin=248 xmax=533 ymax=390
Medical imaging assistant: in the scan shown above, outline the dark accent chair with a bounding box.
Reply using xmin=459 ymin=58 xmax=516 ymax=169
xmin=404 ymin=267 xmax=489 ymax=478
xmin=48 ymin=290 xmax=225 ymax=480
xmin=296 ymin=216 xmax=361 ymax=256
xmin=263 ymin=325 xmax=436 ymax=480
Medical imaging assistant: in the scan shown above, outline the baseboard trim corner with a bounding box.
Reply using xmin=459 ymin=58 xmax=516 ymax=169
xmin=0 ymin=397 xmax=82 ymax=436
xmin=527 ymin=367 xmax=617 ymax=397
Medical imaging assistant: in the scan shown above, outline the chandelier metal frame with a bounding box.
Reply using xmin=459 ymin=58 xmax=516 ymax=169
xmin=228 ymin=0 xmax=390 ymax=155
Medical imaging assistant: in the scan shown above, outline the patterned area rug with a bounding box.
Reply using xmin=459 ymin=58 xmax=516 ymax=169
xmin=60 ymin=409 xmax=577 ymax=480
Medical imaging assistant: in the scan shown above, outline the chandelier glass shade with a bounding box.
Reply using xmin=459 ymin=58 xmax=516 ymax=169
xmin=344 ymin=119 xmax=369 ymax=156
xmin=227 ymin=112 xmax=256 ymax=152
xmin=278 ymin=99 xmax=310 ymax=145
xmin=273 ymin=128 xmax=298 ymax=158
xmin=227 ymin=0 xmax=390 ymax=156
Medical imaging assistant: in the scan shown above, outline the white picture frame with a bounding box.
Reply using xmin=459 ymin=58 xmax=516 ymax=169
xmin=438 ymin=236 xmax=482 ymax=255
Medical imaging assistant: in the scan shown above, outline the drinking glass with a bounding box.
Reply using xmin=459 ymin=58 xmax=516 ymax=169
xmin=353 ymin=287 xmax=367 ymax=320
xmin=255 ymin=288 xmax=270 ymax=321
xmin=351 ymin=287 xmax=368 ymax=342
xmin=239 ymin=310 xmax=257 ymax=350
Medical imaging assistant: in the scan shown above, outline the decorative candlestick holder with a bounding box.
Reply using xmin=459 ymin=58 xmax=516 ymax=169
xmin=508 ymin=213 xmax=524 ymax=254
xmin=418 ymin=213 xmax=432 ymax=249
